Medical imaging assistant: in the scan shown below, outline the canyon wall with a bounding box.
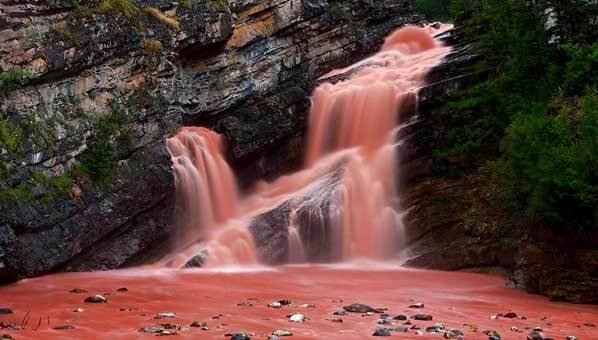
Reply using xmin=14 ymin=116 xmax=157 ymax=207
xmin=0 ymin=0 xmax=415 ymax=281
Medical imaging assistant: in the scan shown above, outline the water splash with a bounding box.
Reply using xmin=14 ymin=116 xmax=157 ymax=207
xmin=163 ymin=24 xmax=452 ymax=267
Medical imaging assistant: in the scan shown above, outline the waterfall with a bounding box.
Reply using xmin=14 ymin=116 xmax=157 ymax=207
xmin=162 ymin=24 xmax=452 ymax=267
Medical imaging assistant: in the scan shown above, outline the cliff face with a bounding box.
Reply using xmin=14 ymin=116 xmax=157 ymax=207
xmin=400 ymin=26 xmax=598 ymax=304
xmin=0 ymin=0 xmax=415 ymax=281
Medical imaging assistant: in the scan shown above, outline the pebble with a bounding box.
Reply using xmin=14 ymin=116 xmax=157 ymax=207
xmin=415 ymin=330 xmax=424 ymax=335
xmin=344 ymin=303 xmax=376 ymax=313
xmin=527 ymin=331 xmax=551 ymax=340
xmin=190 ymin=321 xmax=208 ymax=328
xmin=566 ymin=336 xmax=578 ymax=340
xmin=483 ymin=329 xmax=501 ymax=339
xmin=238 ymin=302 xmax=254 ymax=307
xmin=69 ymin=288 xmax=88 ymax=294
xmin=300 ymin=304 xmax=315 ymax=308
xmin=326 ymin=317 xmax=343 ymax=323
xmin=1 ymin=335 xmax=13 ymax=340
xmin=120 ymin=307 xmax=128 ymax=311
xmin=84 ymin=295 xmax=107 ymax=303
xmin=511 ymin=326 xmax=523 ymax=333
xmin=392 ymin=326 xmax=408 ymax=332
xmin=117 ymin=287 xmax=128 ymax=292
xmin=409 ymin=302 xmax=425 ymax=308
xmin=73 ymin=307 xmax=84 ymax=313
xmin=212 ymin=314 xmax=223 ymax=319
xmin=412 ymin=314 xmax=433 ymax=321
xmin=268 ymin=302 xmax=282 ymax=308
xmin=0 ymin=309 xmax=13 ymax=315
xmin=365 ymin=312 xmax=374 ymax=316
xmin=333 ymin=308 xmax=348 ymax=315
xmin=393 ymin=314 xmax=407 ymax=320
xmin=140 ymin=327 xmax=164 ymax=333
xmin=53 ymin=325 xmax=76 ymax=330
xmin=272 ymin=330 xmax=293 ymax=336
xmin=426 ymin=324 xmax=445 ymax=332
xmin=503 ymin=312 xmax=517 ymax=318
xmin=373 ymin=327 xmax=392 ymax=336
xmin=155 ymin=312 xmax=176 ymax=319
xmin=226 ymin=332 xmax=251 ymax=340
xmin=377 ymin=318 xmax=393 ymax=324
xmin=289 ymin=313 xmax=306 ymax=323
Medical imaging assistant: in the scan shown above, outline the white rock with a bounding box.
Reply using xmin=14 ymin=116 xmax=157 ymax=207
xmin=289 ymin=313 xmax=306 ymax=323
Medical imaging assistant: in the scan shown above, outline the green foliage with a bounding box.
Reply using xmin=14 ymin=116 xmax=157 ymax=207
xmin=492 ymin=94 xmax=597 ymax=228
xmin=0 ymin=70 xmax=34 ymax=97
xmin=54 ymin=25 xmax=81 ymax=47
xmin=78 ymin=101 xmax=127 ymax=185
xmin=71 ymin=0 xmax=93 ymax=17
xmin=97 ymin=0 xmax=142 ymax=27
xmin=178 ymin=0 xmax=190 ymax=9
xmin=434 ymin=0 xmax=598 ymax=229
xmin=413 ymin=0 xmax=453 ymax=21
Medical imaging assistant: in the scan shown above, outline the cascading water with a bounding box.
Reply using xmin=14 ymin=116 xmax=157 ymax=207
xmin=162 ymin=24 xmax=452 ymax=267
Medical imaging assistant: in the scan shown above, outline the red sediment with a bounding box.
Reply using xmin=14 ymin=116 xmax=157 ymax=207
xmin=0 ymin=266 xmax=597 ymax=339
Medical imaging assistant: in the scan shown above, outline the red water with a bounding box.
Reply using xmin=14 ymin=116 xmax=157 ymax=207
xmin=1 ymin=265 xmax=597 ymax=339
xmin=163 ymin=25 xmax=453 ymax=265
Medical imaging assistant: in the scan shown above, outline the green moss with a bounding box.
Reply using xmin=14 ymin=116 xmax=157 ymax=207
xmin=54 ymin=25 xmax=81 ymax=47
xmin=71 ymin=0 xmax=93 ymax=17
xmin=0 ymin=70 xmax=34 ymax=97
xmin=178 ymin=0 xmax=190 ymax=9
xmin=78 ymin=100 xmax=128 ymax=186
xmin=98 ymin=0 xmax=142 ymax=27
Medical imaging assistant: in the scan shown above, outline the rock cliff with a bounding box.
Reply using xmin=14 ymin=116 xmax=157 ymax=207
xmin=0 ymin=0 xmax=415 ymax=281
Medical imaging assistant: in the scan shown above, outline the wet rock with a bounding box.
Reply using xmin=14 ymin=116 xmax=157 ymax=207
xmin=155 ymin=313 xmax=176 ymax=319
xmin=268 ymin=302 xmax=282 ymax=308
xmin=288 ymin=313 xmax=306 ymax=323
xmin=190 ymin=321 xmax=208 ymax=328
xmin=0 ymin=309 xmax=13 ymax=315
xmin=426 ymin=324 xmax=445 ymax=332
xmin=117 ymin=287 xmax=128 ymax=292
xmin=392 ymin=326 xmax=409 ymax=332
xmin=412 ymin=314 xmax=433 ymax=321
xmin=73 ymin=307 xmax=84 ymax=313
xmin=272 ymin=330 xmax=293 ymax=336
xmin=377 ymin=317 xmax=393 ymax=324
xmin=69 ymin=288 xmax=88 ymax=294
xmin=393 ymin=314 xmax=407 ymax=320
xmin=53 ymin=325 xmax=76 ymax=330
xmin=183 ymin=250 xmax=209 ymax=268
xmin=140 ymin=327 xmax=164 ymax=333
xmin=226 ymin=333 xmax=251 ymax=340
xmin=373 ymin=327 xmax=392 ymax=336
xmin=409 ymin=302 xmax=425 ymax=308
xmin=343 ymin=303 xmax=377 ymax=313
xmin=527 ymin=331 xmax=553 ymax=340
xmin=483 ymin=329 xmax=501 ymax=339
xmin=84 ymin=295 xmax=107 ymax=303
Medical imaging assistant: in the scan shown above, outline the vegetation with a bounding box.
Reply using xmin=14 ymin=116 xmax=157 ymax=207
xmin=142 ymin=39 xmax=163 ymax=52
xmin=0 ymin=70 xmax=34 ymax=97
xmin=430 ymin=0 xmax=598 ymax=229
xmin=142 ymin=7 xmax=180 ymax=29
xmin=97 ymin=0 xmax=142 ymax=27
xmin=76 ymin=101 xmax=128 ymax=186
xmin=54 ymin=25 xmax=81 ymax=46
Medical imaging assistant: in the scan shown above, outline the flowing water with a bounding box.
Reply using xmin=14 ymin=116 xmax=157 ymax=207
xmin=2 ymin=24 xmax=598 ymax=340
xmin=163 ymin=24 xmax=452 ymax=267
